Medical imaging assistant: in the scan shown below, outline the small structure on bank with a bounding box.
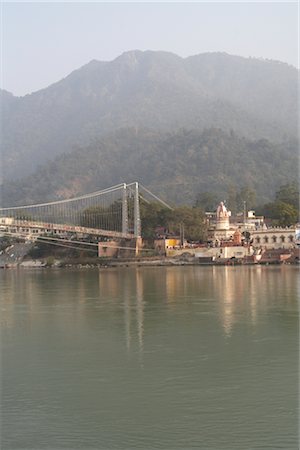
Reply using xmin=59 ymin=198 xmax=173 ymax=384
xmin=209 ymin=201 xmax=235 ymax=242
xmin=233 ymin=229 xmax=242 ymax=246
xmin=154 ymin=237 xmax=182 ymax=256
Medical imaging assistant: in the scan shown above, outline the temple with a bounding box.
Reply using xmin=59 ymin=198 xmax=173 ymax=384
xmin=213 ymin=201 xmax=233 ymax=240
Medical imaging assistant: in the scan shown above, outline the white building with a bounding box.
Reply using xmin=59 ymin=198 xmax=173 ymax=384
xmin=212 ymin=202 xmax=235 ymax=240
xmin=251 ymin=228 xmax=296 ymax=250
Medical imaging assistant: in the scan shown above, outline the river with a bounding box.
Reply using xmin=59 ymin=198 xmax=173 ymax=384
xmin=0 ymin=265 xmax=298 ymax=449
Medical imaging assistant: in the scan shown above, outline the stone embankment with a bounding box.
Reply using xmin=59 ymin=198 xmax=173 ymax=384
xmin=0 ymin=244 xmax=298 ymax=269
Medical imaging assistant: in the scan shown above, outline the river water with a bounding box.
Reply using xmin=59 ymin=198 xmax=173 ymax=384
xmin=0 ymin=266 xmax=298 ymax=449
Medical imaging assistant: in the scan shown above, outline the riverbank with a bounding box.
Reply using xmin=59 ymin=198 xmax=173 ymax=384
xmin=1 ymin=252 xmax=299 ymax=269
xmin=1 ymin=256 xmax=199 ymax=269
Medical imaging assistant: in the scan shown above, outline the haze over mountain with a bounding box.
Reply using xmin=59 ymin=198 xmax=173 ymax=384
xmin=1 ymin=50 xmax=298 ymax=188
xmin=1 ymin=51 xmax=298 ymax=204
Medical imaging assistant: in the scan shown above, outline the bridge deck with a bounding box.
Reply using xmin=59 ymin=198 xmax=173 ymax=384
xmin=2 ymin=220 xmax=135 ymax=240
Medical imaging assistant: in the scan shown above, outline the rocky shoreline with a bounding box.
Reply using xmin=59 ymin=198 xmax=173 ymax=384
xmin=1 ymin=256 xmax=198 ymax=269
xmin=1 ymin=254 xmax=298 ymax=269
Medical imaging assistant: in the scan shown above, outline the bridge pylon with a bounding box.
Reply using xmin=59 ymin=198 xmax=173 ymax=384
xmin=134 ymin=182 xmax=141 ymax=239
xmin=122 ymin=183 xmax=128 ymax=235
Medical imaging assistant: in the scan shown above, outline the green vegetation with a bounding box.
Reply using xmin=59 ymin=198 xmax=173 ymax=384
xmin=257 ymin=183 xmax=299 ymax=227
xmin=3 ymin=128 xmax=298 ymax=207
xmin=140 ymin=201 xmax=170 ymax=240
xmin=275 ymin=182 xmax=299 ymax=209
xmin=140 ymin=201 xmax=207 ymax=242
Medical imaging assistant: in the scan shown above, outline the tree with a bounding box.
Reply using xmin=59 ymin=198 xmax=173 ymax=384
xmin=195 ymin=192 xmax=218 ymax=211
xmin=258 ymin=182 xmax=299 ymax=227
xmin=140 ymin=201 xmax=207 ymax=242
xmin=275 ymin=182 xmax=299 ymax=209
xmin=261 ymin=200 xmax=298 ymax=227
xmin=165 ymin=206 xmax=207 ymax=242
xmin=140 ymin=201 xmax=171 ymax=240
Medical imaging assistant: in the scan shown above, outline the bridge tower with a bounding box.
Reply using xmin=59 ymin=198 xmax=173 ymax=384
xmin=134 ymin=182 xmax=141 ymax=238
xmin=122 ymin=183 xmax=128 ymax=235
xmin=134 ymin=182 xmax=142 ymax=255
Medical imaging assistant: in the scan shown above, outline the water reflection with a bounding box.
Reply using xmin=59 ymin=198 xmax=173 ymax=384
xmin=123 ymin=283 xmax=131 ymax=351
xmin=1 ymin=266 xmax=298 ymax=343
xmin=0 ymin=266 xmax=298 ymax=450
xmin=136 ymin=269 xmax=144 ymax=356
xmin=98 ymin=269 xmax=144 ymax=355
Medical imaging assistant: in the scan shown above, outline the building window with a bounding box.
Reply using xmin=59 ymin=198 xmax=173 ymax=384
xmin=280 ymin=236 xmax=285 ymax=243
xmin=272 ymin=236 xmax=277 ymax=243
xmin=256 ymin=237 xmax=261 ymax=244
xmin=289 ymin=235 xmax=294 ymax=242
xmin=264 ymin=236 xmax=269 ymax=243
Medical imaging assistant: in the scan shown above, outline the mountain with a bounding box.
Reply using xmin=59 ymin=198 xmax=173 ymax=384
xmin=1 ymin=50 xmax=298 ymax=182
xmin=2 ymin=128 xmax=298 ymax=207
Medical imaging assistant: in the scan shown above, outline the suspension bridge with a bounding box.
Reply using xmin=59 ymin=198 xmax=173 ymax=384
xmin=0 ymin=182 xmax=172 ymax=255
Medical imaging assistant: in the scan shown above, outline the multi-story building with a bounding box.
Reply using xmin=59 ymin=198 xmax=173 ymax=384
xmin=250 ymin=228 xmax=296 ymax=250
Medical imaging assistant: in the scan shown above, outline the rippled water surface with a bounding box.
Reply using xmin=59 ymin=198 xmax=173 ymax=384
xmin=0 ymin=266 xmax=298 ymax=449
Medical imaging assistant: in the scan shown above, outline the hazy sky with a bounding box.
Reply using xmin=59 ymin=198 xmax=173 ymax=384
xmin=1 ymin=1 xmax=298 ymax=96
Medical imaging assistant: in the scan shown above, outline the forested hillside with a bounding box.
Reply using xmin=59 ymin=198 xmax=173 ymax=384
xmin=3 ymin=128 xmax=297 ymax=207
xmin=1 ymin=50 xmax=297 ymax=182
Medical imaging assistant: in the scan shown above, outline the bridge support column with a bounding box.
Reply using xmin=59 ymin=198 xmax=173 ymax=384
xmin=122 ymin=183 xmax=128 ymax=235
xmin=135 ymin=237 xmax=143 ymax=257
xmin=134 ymin=182 xmax=141 ymax=239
